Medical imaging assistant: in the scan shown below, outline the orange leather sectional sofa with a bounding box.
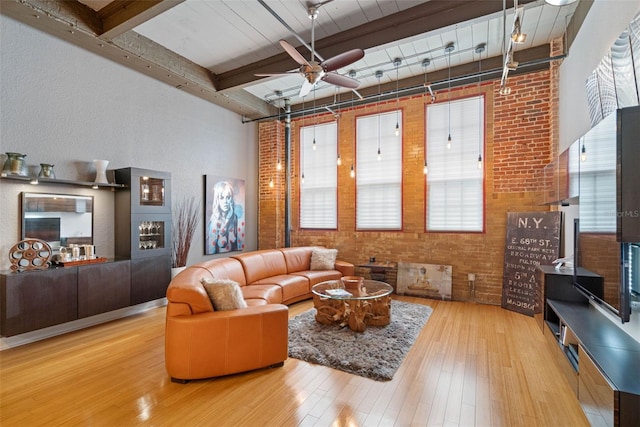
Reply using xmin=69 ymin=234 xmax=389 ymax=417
xmin=165 ymin=246 xmax=354 ymax=382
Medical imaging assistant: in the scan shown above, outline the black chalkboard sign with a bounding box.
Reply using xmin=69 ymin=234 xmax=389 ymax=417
xmin=502 ymin=211 xmax=562 ymax=316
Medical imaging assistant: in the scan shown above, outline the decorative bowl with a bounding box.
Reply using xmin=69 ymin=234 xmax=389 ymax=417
xmin=341 ymin=276 xmax=364 ymax=293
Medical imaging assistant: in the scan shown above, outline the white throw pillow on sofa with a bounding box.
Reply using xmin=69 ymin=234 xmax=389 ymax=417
xmin=310 ymin=248 xmax=338 ymax=270
xmin=201 ymin=278 xmax=248 ymax=311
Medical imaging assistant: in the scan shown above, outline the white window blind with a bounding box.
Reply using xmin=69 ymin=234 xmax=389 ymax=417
xmin=578 ymin=112 xmax=616 ymax=233
xmin=300 ymin=121 xmax=337 ymax=229
xmin=356 ymin=111 xmax=402 ymax=230
xmin=426 ymin=96 xmax=484 ymax=231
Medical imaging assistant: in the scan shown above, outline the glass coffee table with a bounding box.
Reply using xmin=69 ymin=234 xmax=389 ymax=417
xmin=311 ymin=279 xmax=393 ymax=332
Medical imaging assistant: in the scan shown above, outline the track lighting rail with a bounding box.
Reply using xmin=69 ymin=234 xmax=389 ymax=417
xmin=241 ymin=53 xmax=565 ymax=124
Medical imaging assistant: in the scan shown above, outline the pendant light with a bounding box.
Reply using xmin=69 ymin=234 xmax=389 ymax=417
xmin=275 ymin=93 xmax=282 ymax=171
xmin=422 ymin=58 xmax=435 ymax=104
xmin=350 ymin=87 xmax=356 ymax=178
xmin=375 ymin=70 xmax=383 ymax=160
xmin=581 ymin=138 xmax=587 ymax=162
xmin=423 ymin=58 xmax=431 ymax=175
xmin=312 ymin=87 xmax=317 ymax=151
xmin=393 ymin=58 xmax=401 ymax=136
xmin=301 ymin=97 xmax=305 ymax=185
xmin=335 ymin=87 xmax=342 ymax=166
xmin=476 ymin=43 xmax=485 ymax=170
xmin=445 ymin=42 xmax=455 ymax=150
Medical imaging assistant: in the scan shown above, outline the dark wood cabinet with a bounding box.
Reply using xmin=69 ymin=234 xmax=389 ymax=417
xmin=0 ymin=267 xmax=78 ymax=336
xmin=114 ymin=167 xmax=172 ymax=305
xmin=78 ymin=260 xmax=131 ymax=318
xmin=130 ymin=255 xmax=171 ymax=305
xmin=1 ymin=261 xmax=137 ymax=337
xmin=1 ymin=167 xmax=172 ymax=339
xmin=545 ymin=300 xmax=640 ymax=427
xmin=535 ymin=265 xmax=603 ymax=332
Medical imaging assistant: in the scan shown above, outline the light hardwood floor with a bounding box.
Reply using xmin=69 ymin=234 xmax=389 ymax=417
xmin=0 ymin=296 xmax=589 ymax=426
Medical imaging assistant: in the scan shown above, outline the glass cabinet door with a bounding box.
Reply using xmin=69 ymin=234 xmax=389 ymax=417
xmin=130 ymin=213 xmax=171 ymax=259
xmin=137 ymin=220 xmax=166 ymax=250
xmin=139 ymin=176 xmax=165 ymax=207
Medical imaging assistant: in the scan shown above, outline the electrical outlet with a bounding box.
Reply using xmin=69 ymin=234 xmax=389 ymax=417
xmin=468 ymin=273 xmax=476 ymax=281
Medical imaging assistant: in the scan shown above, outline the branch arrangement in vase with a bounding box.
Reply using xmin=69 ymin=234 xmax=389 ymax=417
xmin=172 ymin=197 xmax=200 ymax=268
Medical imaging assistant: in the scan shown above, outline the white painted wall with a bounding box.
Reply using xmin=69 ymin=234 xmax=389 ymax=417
xmin=0 ymin=15 xmax=258 ymax=271
xmin=558 ymin=0 xmax=640 ymax=341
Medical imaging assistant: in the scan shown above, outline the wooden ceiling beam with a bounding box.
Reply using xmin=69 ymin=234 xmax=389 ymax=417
xmin=98 ymin=0 xmax=186 ymax=40
xmin=217 ymin=0 xmax=537 ymax=91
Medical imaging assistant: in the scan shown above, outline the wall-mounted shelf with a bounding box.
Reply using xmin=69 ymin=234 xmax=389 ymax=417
xmin=0 ymin=174 xmax=127 ymax=189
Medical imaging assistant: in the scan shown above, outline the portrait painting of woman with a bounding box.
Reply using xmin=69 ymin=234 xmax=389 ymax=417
xmin=205 ymin=177 xmax=245 ymax=254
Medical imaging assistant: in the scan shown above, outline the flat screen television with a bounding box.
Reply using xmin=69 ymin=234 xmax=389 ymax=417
xmin=574 ymin=220 xmax=632 ymax=323
xmin=24 ymin=217 xmax=61 ymax=243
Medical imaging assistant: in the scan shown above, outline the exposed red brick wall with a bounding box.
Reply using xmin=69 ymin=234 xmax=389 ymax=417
xmin=258 ymin=55 xmax=560 ymax=305
xmin=493 ymin=72 xmax=553 ymax=193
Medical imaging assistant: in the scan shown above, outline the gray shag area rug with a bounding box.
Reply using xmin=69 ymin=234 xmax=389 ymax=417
xmin=288 ymin=300 xmax=432 ymax=381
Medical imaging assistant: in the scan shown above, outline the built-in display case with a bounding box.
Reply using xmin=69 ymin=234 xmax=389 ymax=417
xmin=114 ymin=167 xmax=171 ymax=304
xmin=0 ymin=167 xmax=171 ymax=339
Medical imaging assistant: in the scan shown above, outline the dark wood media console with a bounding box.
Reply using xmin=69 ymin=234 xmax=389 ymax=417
xmin=545 ymin=299 xmax=640 ymax=426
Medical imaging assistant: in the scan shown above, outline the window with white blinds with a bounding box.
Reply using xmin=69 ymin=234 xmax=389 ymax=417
xmin=426 ymin=96 xmax=484 ymax=232
xmin=299 ymin=121 xmax=338 ymax=229
xmin=578 ymin=112 xmax=617 ymax=233
xmin=356 ymin=110 xmax=402 ymax=230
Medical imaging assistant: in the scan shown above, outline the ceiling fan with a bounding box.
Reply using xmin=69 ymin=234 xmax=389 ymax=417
xmin=256 ymin=3 xmax=364 ymax=98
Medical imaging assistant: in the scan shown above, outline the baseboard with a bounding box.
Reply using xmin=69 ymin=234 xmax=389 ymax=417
xmin=0 ymin=298 xmax=167 ymax=351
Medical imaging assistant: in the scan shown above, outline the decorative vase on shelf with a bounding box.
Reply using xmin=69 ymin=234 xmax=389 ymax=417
xmin=93 ymin=159 xmax=109 ymax=184
xmin=38 ymin=163 xmax=55 ymax=179
xmin=2 ymin=152 xmax=28 ymax=177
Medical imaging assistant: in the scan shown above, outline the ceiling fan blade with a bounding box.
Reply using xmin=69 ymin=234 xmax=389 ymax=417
xmin=321 ymin=72 xmax=360 ymax=89
xmin=255 ymin=71 xmax=298 ymax=77
xmin=299 ymin=80 xmax=314 ymax=97
xmin=279 ymin=40 xmax=310 ymax=66
xmin=321 ymin=49 xmax=364 ymax=72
